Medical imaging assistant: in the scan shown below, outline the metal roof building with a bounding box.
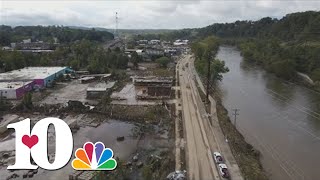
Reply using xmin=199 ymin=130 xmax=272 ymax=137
xmin=0 ymin=67 xmax=72 ymax=87
xmin=0 ymin=81 xmax=33 ymax=99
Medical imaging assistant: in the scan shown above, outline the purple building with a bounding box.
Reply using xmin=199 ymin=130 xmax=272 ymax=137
xmin=0 ymin=67 xmax=73 ymax=88
xmin=0 ymin=81 xmax=34 ymax=99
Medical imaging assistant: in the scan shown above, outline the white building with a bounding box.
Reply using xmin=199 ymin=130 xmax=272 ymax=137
xmin=0 ymin=67 xmax=72 ymax=87
xmin=0 ymin=81 xmax=33 ymax=99
xmin=173 ymin=39 xmax=189 ymax=46
xmin=22 ymin=39 xmax=31 ymax=44
xmin=149 ymin=40 xmax=161 ymax=45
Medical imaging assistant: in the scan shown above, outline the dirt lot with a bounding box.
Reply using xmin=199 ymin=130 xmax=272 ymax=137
xmin=39 ymin=80 xmax=98 ymax=105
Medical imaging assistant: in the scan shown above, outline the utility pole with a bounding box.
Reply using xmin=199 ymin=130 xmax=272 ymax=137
xmin=115 ymin=12 xmax=118 ymax=38
xmin=232 ymin=109 xmax=239 ymax=128
xmin=206 ymin=51 xmax=211 ymax=102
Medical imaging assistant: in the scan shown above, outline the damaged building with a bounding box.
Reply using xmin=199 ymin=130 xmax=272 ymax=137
xmin=86 ymin=81 xmax=115 ymax=99
xmin=133 ymin=76 xmax=173 ymax=100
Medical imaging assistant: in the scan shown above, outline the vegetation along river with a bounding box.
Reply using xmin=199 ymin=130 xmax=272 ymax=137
xmin=217 ymin=46 xmax=320 ymax=180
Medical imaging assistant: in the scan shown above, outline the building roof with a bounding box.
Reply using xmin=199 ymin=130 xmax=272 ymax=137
xmin=0 ymin=81 xmax=33 ymax=90
xmin=0 ymin=67 xmax=67 ymax=81
xmin=17 ymin=50 xmax=54 ymax=53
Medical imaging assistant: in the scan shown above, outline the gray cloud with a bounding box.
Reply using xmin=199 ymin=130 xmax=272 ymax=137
xmin=0 ymin=0 xmax=319 ymax=29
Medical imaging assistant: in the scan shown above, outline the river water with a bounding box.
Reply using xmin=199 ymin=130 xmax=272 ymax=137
xmin=217 ymin=46 xmax=320 ymax=180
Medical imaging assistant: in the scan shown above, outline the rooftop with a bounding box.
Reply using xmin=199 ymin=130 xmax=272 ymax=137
xmin=0 ymin=67 xmax=67 ymax=81
xmin=0 ymin=81 xmax=33 ymax=90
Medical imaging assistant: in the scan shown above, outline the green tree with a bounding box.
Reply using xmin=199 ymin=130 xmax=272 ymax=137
xmin=131 ymin=51 xmax=142 ymax=69
xmin=311 ymin=68 xmax=320 ymax=82
xmin=191 ymin=42 xmax=205 ymax=60
xmin=22 ymin=92 xmax=33 ymax=109
xmin=269 ymin=59 xmax=296 ymax=80
xmin=142 ymin=165 xmax=153 ymax=180
xmin=0 ymin=92 xmax=5 ymax=111
xmin=69 ymin=58 xmax=80 ymax=70
xmin=155 ymin=57 xmax=171 ymax=68
xmin=211 ymin=59 xmax=229 ymax=82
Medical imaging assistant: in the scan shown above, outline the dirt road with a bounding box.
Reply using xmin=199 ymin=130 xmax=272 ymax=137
xmin=178 ymin=54 xmax=243 ymax=180
xmin=178 ymin=56 xmax=219 ymax=180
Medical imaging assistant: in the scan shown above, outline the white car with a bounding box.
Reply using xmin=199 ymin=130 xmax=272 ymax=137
xmin=218 ymin=163 xmax=230 ymax=179
xmin=213 ymin=152 xmax=223 ymax=164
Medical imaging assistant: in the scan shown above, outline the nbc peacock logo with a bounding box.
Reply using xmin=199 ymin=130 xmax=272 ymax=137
xmin=72 ymin=142 xmax=117 ymax=170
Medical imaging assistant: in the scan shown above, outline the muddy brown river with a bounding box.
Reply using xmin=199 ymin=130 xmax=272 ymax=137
xmin=217 ymin=46 xmax=320 ymax=180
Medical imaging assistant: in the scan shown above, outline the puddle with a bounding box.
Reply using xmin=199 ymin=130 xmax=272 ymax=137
xmin=85 ymin=120 xmax=138 ymax=160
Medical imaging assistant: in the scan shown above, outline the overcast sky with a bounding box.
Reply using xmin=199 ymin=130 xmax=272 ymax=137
xmin=0 ymin=0 xmax=319 ymax=29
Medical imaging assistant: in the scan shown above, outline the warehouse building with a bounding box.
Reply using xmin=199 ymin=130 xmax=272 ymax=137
xmin=0 ymin=67 xmax=73 ymax=88
xmin=0 ymin=81 xmax=33 ymax=99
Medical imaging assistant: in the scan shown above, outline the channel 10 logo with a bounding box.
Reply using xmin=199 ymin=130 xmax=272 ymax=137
xmin=7 ymin=118 xmax=117 ymax=171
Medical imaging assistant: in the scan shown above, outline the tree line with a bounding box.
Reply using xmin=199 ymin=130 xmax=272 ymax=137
xmin=166 ymin=11 xmax=320 ymax=42
xmin=191 ymin=36 xmax=229 ymax=83
xmin=0 ymin=25 xmax=114 ymax=46
xmin=164 ymin=11 xmax=320 ymax=82
xmin=0 ymin=40 xmax=129 ymax=73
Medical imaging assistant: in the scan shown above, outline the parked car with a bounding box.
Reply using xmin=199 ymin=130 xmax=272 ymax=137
xmin=218 ymin=163 xmax=230 ymax=178
xmin=213 ymin=152 xmax=223 ymax=164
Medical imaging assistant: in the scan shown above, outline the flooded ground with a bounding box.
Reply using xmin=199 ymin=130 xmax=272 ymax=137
xmin=0 ymin=63 xmax=175 ymax=180
xmin=34 ymin=120 xmax=141 ymax=180
xmin=0 ymin=117 xmax=137 ymax=179
xmin=87 ymin=120 xmax=138 ymax=160
xmin=0 ymin=114 xmax=172 ymax=180
xmin=217 ymin=46 xmax=320 ymax=180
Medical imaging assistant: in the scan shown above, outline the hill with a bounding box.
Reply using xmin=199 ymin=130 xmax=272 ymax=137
xmin=0 ymin=25 xmax=114 ymax=46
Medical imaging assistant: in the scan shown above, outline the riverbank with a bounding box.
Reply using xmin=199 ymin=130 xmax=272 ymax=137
xmin=211 ymin=88 xmax=268 ymax=180
xmin=195 ymin=76 xmax=268 ymax=179
xmin=192 ymin=54 xmax=266 ymax=179
xmin=232 ymin=40 xmax=320 ymax=94
xmin=210 ymin=45 xmax=320 ymax=180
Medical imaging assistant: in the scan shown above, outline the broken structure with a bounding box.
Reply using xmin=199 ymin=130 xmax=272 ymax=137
xmin=133 ymin=76 xmax=173 ymax=100
xmin=86 ymin=81 xmax=115 ymax=99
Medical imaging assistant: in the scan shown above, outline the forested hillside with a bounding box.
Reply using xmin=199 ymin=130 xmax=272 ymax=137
xmin=186 ymin=11 xmax=320 ymax=83
xmin=0 ymin=25 xmax=114 ymax=46
xmin=196 ymin=11 xmax=320 ymax=41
